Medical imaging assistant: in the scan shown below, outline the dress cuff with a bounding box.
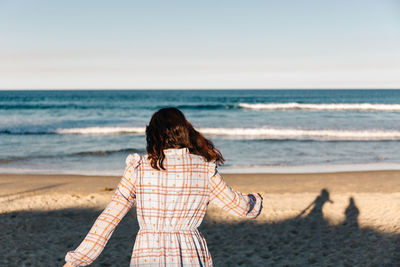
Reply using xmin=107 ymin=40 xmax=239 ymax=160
xmin=246 ymin=193 xmax=263 ymax=219
xmin=64 ymin=253 xmax=80 ymax=266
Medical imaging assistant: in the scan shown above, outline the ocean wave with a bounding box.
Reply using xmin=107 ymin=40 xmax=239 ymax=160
xmin=200 ymin=127 xmax=400 ymax=140
xmin=0 ymin=148 xmax=145 ymax=164
xmin=0 ymin=103 xmax=99 ymax=110
xmin=0 ymin=129 xmax=55 ymax=135
xmin=56 ymin=127 xmax=145 ymax=134
xmin=0 ymin=103 xmax=234 ymax=111
xmin=75 ymin=148 xmax=145 ymax=156
xmin=3 ymin=126 xmax=400 ymax=140
xmin=52 ymin=126 xmax=400 ymax=140
xmin=239 ymin=102 xmax=400 ymax=111
xmin=174 ymin=104 xmax=234 ymax=110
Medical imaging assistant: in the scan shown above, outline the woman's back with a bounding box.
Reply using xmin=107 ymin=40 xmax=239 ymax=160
xmin=136 ymin=148 xmax=212 ymax=232
xmin=131 ymin=148 xmax=215 ymax=265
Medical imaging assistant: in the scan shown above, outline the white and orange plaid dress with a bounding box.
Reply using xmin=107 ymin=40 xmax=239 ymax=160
xmin=65 ymin=147 xmax=263 ymax=266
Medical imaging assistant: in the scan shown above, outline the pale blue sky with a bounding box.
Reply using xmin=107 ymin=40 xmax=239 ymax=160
xmin=0 ymin=0 xmax=399 ymax=89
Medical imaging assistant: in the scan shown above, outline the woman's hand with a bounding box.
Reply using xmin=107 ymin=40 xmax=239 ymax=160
xmin=63 ymin=262 xmax=75 ymax=267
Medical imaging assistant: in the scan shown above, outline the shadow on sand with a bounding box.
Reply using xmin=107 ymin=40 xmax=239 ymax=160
xmin=1 ymin=189 xmax=399 ymax=266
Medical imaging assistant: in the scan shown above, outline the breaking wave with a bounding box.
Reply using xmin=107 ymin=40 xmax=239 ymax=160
xmin=239 ymin=103 xmax=400 ymax=111
xmin=53 ymin=126 xmax=400 ymax=140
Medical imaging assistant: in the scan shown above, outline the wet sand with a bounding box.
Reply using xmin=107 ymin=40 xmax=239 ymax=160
xmin=1 ymin=171 xmax=399 ymax=266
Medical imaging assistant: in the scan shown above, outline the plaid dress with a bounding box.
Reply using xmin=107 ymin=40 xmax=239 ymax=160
xmin=65 ymin=147 xmax=263 ymax=266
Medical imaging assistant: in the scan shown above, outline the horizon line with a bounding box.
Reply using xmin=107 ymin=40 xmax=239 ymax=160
xmin=1 ymin=88 xmax=400 ymax=91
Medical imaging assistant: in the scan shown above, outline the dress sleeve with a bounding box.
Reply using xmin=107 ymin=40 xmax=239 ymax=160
xmin=208 ymin=164 xmax=263 ymax=219
xmin=65 ymin=154 xmax=141 ymax=267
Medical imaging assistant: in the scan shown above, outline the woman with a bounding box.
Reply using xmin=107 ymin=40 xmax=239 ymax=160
xmin=64 ymin=107 xmax=263 ymax=267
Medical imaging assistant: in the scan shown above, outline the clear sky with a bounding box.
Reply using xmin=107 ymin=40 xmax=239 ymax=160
xmin=0 ymin=0 xmax=399 ymax=89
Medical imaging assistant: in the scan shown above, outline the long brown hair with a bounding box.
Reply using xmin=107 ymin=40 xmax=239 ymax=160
xmin=146 ymin=107 xmax=224 ymax=170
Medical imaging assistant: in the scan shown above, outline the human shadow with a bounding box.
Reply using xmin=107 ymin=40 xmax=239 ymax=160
xmin=296 ymin=188 xmax=333 ymax=227
xmin=342 ymin=197 xmax=359 ymax=228
xmin=1 ymin=190 xmax=399 ymax=266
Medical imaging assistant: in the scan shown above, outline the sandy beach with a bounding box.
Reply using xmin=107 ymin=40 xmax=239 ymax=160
xmin=1 ymin=171 xmax=399 ymax=266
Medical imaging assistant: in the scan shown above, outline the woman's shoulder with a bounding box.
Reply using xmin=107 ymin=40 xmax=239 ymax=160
xmin=125 ymin=152 xmax=216 ymax=171
xmin=188 ymin=153 xmax=217 ymax=173
xmin=187 ymin=153 xmax=214 ymax=164
xmin=125 ymin=153 xmax=142 ymax=168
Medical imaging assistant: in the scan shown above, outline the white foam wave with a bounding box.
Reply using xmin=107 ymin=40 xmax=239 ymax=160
xmin=239 ymin=102 xmax=400 ymax=111
xmin=56 ymin=126 xmax=400 ymax=140
xmin=56 ymin=127 xmax=145 ymax=134
xmin=200 ymin=128 xmax=400 ymax=140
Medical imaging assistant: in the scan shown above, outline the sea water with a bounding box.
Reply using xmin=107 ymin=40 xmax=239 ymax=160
xmin=1 ymin=89 xmax=400 ymax=175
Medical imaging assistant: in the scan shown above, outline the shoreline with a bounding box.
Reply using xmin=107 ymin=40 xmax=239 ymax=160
xmin=1 ymin=170 xmax=400 ymax=195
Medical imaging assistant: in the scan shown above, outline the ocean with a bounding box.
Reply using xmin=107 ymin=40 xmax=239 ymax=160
xmin=1 ymin=89 xmax=400 ymax=175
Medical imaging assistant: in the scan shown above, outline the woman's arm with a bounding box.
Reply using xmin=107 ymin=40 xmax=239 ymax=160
xmin=64 ymin=154 xmax=140 ymax=267
xmin=208 ymin=166 xmax=263 ymax=219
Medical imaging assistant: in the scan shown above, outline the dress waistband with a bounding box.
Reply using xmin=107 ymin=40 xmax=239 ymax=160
xmin=138 ymin=228 xmax=199 ymax=234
